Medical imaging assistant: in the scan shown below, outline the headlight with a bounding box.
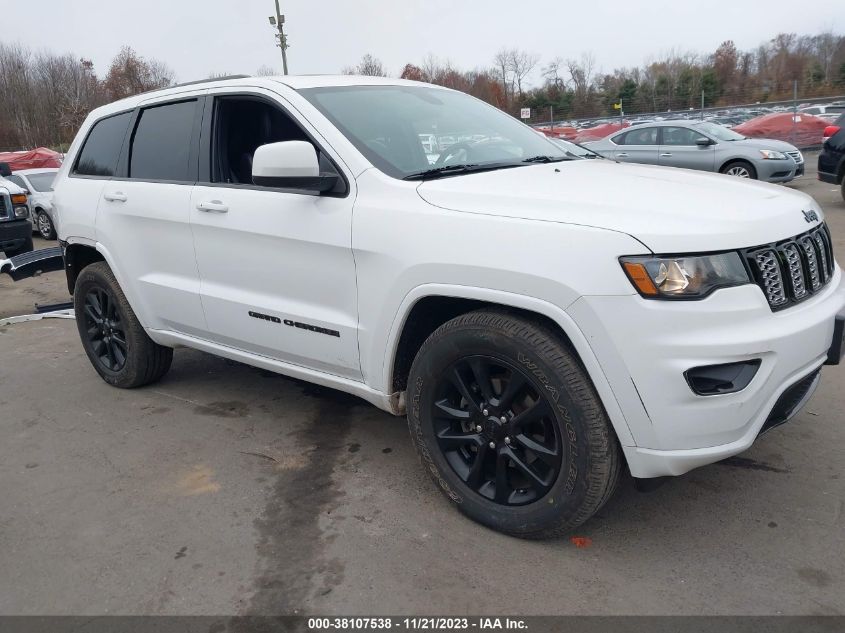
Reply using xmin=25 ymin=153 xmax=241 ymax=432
xmin=13 ymin=206 xmax=29 ymax=218
xmin=759 ymin=149 xmax=787 ymax=160
xmin=620 ymin=252 xmax=750 ymax=299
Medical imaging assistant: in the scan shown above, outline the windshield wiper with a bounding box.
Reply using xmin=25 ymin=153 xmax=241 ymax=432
xmin=403 ymin=162 xmax=521 ymax=181
xmin=522 ymin=155 xmax=570 ymax=163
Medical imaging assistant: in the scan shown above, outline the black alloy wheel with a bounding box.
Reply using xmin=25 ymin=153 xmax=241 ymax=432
xmin=432 ymin=355 xmax=563 ymax=506
xmin=82 ymin=286 xmax=128 ymax=372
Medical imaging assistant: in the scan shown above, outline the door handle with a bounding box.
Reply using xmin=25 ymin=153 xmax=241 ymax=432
xmin=103 ymin=192 xmax=127 ymax=202
xmin=196 ymin=200 xmax=229 ymax=213
xmin=616 ymin=152 xmax=629 ymax=157
xmin=660 ymin=153 xmax=673 ymax=157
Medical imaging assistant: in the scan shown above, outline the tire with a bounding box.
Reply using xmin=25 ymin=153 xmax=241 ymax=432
xmin=36 ymin=210 xmax=56 ymax=240
xmin=406 ymin=309 xmax=622 ymax=539
xmin=840 ymin=177 xmax=844 ymax=203
xmin=720 ymin=160 xmax=757 ymax=179
xmin=5 ymin=234 xmax=33 ymax=257
xmin=73 ymin=261 xmax=173 ymax=388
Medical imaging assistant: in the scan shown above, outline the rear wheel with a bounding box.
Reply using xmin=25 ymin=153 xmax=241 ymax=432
xmin=406 ymin=309 xmax=622 ymax=539
xmin=720 ymin=160 xmax=757 ymax=179
xmin=74 ymin=262 xmax=173 ymax=388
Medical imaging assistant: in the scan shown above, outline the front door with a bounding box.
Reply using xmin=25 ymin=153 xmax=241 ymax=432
xmin=190 ymin=90 xmax=361 ymax=380
xmin=657 ymin=126 xmax=716 ymax=171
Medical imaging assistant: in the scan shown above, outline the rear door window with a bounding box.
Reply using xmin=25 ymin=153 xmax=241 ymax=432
xmin=129 ymin=100 xmax=198 ymax=182
xmin=74 ymin=111 xmax=133 ymax=177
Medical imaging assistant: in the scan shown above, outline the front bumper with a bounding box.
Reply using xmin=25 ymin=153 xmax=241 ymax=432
xmin=568 ymin=268 xmax=845 ymax=477
xmin=757 ymin=158 xmax=803 ymax=183
xmin=0 ymin=219 xmax=33 ymax=253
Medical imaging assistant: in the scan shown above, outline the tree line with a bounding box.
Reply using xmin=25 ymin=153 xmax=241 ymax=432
xmin=0 ymin=44 xmax=177 ymax=151
xmin=356 ymin=30 xmax=845 ymax=120
xmin=2 ymin=29 xmax=844 ymax=152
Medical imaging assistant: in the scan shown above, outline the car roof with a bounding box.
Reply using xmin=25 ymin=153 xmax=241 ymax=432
xmin=87 ymin=74 xmax=440 ymax=119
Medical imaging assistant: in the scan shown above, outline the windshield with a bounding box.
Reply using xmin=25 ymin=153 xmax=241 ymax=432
xmin=25 ymin=172 xmax=56 ymax=192
xmin=299 ymin=85 xmax=567 ymax=179
xmin=693 ymin=121 xmax=745 ymax=141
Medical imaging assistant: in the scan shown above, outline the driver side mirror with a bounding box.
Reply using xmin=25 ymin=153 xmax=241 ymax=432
xmin=696 ymin=137 xmax=714 ymax=147
xmin=0 ymin=162 xmax=11 ymax=177
xmin=252 ymin=141 xmax=339 ymax=193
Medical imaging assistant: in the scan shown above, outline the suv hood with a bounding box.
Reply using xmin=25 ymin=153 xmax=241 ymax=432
xmin=416 ymin=161 xmax=820 ymax=253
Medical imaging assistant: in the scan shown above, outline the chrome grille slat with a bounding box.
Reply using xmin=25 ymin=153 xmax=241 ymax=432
xmin=746 ymin=223 xmax=835 ymax=311
xmin=785 ymin=150 xmax=803 ymax=164
xmin=782 ymin=243 xmax=807 ymax=299
xmin=800 ymin=237 xmax=821 ymax=291
xmin=754 ymin=249 xmax=787 ymax=306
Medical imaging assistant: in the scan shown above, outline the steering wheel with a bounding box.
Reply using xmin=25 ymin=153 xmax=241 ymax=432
xmin=434 ymin=142 xmax=474 ymax=167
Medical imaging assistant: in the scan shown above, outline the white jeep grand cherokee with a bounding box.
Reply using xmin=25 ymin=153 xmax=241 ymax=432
xmin=53 ymin=75 xmax=845 ymax=538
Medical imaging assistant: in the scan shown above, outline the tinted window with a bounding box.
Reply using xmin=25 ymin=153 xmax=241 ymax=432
xmin=74 ymin=111 xmax=132 ymax=177
xmin=662 ymin=127 xmax=704 ymax=146
xmin=617 ymin=127 xmax=658 ymax=145
xmin=130 ymin=100 xmax=197 ymax=181
xmin=4 ymin=175 xmax=27 ymax=189
xmin=26 ymin=172 xmax=55 ymax=192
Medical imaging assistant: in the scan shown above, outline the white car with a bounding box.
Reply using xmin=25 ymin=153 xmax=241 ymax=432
xmin=5 ymin=168 xmax=58 ymax=239
xmin=51 ymin=75 xmax=845 ymax=538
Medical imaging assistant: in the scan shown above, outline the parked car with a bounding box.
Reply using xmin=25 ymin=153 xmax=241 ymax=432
xmin=0 ymin=162 xmax=33 ymax=256
xmin=5 ymin=168 xmax=58 ymax=239
xmin=51 ymin=75 xmax=844 ymax=538
xmin=818 ymin=113 xmax=845 ymax=202
xmin=550 ymin=138 xmax=602 ymax=159
xmin=800 ymin=104 xmax=845 ymax=118
xmin=586 ymin=121 xmax=804 ymax=182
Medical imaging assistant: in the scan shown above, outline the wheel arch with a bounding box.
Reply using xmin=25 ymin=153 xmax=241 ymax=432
xmin=383 ymin=285 xmax=636 ymax=448
xmin=718 ymin=157 xmax=755 ymax=174
xmin=64 ymin=242 xmax=106 ymax=295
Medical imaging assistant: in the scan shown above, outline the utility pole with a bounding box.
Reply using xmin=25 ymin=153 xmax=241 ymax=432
xmin=700 ymin=90 xmax=705 ymax=120
xmin=270 ymin=0 xmax=289 ymax=75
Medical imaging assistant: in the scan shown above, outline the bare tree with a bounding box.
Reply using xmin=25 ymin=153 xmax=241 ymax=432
xmin=255 ymin=64 xmax=278 ymax=76
xmin=343 ymin=54 xmax=387 ymax=76
xmin=508 ymin=49 xmax=539 ymax=98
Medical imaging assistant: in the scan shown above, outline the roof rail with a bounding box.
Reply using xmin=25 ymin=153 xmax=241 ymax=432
xmin=140 ymin=74 xmax=252 ymax=96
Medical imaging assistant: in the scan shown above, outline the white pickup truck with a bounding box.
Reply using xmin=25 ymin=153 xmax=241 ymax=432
xmin=49 ymin=75 xmax=845 ymax=538
xmin=0 ymin=162 xmax=33 ymax=256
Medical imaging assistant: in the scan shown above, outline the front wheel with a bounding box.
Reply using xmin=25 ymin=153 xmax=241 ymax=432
xmin=720 ymin=160 xmax=757 ymax=179
xmin=36 ymin=211 xmax=56 ymax=240
xmin=74 ymin=261 xmax=173 ymax=388
xmin=406 ymin=309 xmax=622 ymax=538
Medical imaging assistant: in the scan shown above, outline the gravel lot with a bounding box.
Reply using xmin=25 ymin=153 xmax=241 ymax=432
xmin=1 ymin=159 xmax=844 ymax=616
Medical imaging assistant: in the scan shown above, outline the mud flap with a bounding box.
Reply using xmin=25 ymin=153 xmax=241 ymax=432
xmin=0 ymin=246 xmax=64 ymax=282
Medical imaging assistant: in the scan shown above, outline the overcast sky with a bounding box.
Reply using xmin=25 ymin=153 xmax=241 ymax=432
xmin=7 ymin=0 xmax=845 ymax=84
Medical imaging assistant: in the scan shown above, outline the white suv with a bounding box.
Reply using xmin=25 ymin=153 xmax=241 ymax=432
xmin=53 ymin=75 xmax=845 ymax=538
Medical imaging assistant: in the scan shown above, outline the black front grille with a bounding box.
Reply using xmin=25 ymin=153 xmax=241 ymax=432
xmin=760 ymin=369 xmax=820 ymax=434
xmin=0 ymin=195 xmax=8 ymax=220
xmin=744 ymin=224 xmax=835 ymax=311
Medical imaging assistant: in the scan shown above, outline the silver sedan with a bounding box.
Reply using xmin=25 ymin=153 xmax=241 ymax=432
xmin=584 ymin=121 xmax=804 ymax=183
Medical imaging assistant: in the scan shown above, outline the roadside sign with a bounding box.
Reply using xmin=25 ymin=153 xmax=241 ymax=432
xmin=520 ymin=108 xmax=531 ymax=119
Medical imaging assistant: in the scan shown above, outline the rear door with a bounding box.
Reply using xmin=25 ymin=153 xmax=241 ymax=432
xmin=97 ymin=94 xmax=207 ymax=334
xmin=658 ymin=126 xmax=716 ymax=171
xmin=611 ymin=127 xmax=659 ymax=164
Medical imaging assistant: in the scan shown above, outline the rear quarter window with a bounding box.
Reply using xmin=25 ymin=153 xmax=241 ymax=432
xmin=74 ymin=111 xmax=133 ymax=177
